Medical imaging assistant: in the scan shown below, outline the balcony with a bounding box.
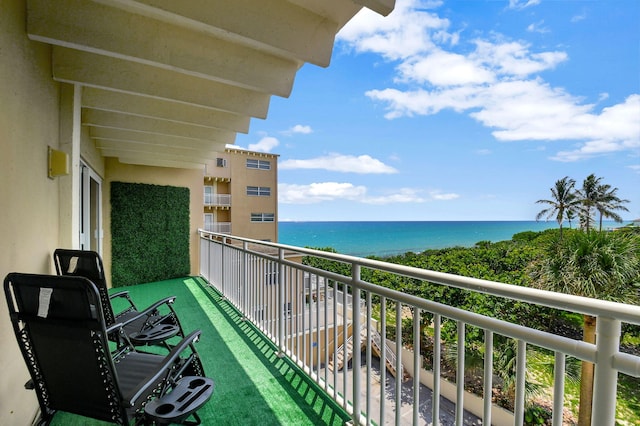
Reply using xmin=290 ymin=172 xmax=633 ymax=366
xmin=204 ymin=194 xmax=232 ymax=209
xmin=197 ymin=231 xmax=640 ymax=426
xmin=34 ymin=231 xmax=640 ymax=425
xmin=203 ymin=221 xmax=232 ymax=235
xmin=46 ymin=275 xmax=351 ymax=426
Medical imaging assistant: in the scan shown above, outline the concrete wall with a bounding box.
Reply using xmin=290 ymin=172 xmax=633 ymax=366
xmin=0 ymin=1 xmax=61 ymax=423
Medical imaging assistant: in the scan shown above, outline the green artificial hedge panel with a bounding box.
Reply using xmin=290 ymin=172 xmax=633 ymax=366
xmin=111 ymin=182 xmax=190 ymax=287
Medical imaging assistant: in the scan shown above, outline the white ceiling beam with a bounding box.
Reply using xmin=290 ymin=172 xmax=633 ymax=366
xmin=26 ymin=0 xmax=396 ymax=169
xmin=82 ymin=109 xmax=236 ymax=144
xmin=53 ymin=47 xmax=272 ymax=118
xmin=295 ymin=0 xmax=394 ymax=20
xmin=109 ymin=155 xmax=206 ymax=170
xmin=82 ymin=88 xmax=251 ymax=134
xmin=89 ymin=128 xmax=227 ymax=151
xmin=353 ymin=0 xmax=395 ymax=16
xmin=95 ymin=0 xmax=339 ymax=67
xmin=95 ymin=140 xmax=219 ymax=160
xmin=28 ymin=0 xmax=300 ymax=97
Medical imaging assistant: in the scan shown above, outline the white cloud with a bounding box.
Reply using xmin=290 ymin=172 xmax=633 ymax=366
xmin=279 ymin=182 xmax=367 ymax=204
xmin=397 ymin=50 xmax=495 ymax=86
xmin=248 ymin=136 xmax=279 ymax=153
xmin=279 ymin=153 xmax=398 ymax=174
xmin=429 ymin=190 xmax=460 ymax=201
xmin=279 ymin=182 xmax=459 ymax=205
xmin=282 ymin=124 xmax=313 ymax=136
xmin=628 ymin=165 xmax=640 ymax=174
xmin=571 ymin=12 xmax=587 ymax=23
xmin=338 ymin=0 xmax=450 ymax=61
xmin=527 ymin=20 xmax=550 ymax=34
xmin=508 ymin=0 xmax=541 ymax=10
xmin=225 ymin=143 xmax=246 ymax=150
xmin=348 ymin=0 xmax=638 ymax=162
xmin=363 ymin=188 xmax=427 ymax=204
xmin=471 ymin=40 xmax=567 ymax=77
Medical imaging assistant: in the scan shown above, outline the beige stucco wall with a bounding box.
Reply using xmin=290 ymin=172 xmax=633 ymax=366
xmin=227 ymin=150 xmax=278 ymax=241
xmin=102 ymin=158 xmax=204 ymax=285
xmin=0 ymin=1 xmax=61 ymax=423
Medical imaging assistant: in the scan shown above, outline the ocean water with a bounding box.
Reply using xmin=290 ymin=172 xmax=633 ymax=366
xmin=278 ymin=221 xmax=564 ymax=258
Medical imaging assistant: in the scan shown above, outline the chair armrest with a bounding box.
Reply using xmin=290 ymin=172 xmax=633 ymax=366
xmin=105 ymin=322 xmax=137 ymax=357
xmin=117 ymin=296 xmax=178 ymax=329
xmin=109 ymin=290 xmax=137 ymax=312
xmin=105 ymin=322 xmax=124 ymax=335
xmin=128 ymin=330 xmax=202 ymax=406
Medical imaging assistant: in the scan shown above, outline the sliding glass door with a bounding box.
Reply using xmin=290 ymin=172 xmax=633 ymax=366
xmin=80 ymin=161 xmax=102 ymax=253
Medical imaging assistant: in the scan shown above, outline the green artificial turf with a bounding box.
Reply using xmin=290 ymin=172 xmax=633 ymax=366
xmin=49 ymin=276 xmax=350 ymax=425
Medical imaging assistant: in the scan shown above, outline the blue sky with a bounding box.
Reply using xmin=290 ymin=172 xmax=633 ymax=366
xmin=233 ymin=0 xmax=639 ymax=222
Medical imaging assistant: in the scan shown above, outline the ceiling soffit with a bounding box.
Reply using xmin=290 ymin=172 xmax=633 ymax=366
xmin=27 ymin=0 xmax=395 ymax=168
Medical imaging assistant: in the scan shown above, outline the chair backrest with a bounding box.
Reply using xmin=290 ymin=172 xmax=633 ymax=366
xmin=4 ymin=273 xmax=127 ymax=423
xmin=53 ymin=249 xmax=116 ymax=325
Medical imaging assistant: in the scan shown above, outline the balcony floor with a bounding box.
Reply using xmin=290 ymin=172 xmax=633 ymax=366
xmin=50 ymin=276 xmax=351 ymax=426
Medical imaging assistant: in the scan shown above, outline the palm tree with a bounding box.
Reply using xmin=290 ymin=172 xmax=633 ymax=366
xmin=575 ymin=174 xmax=601 ymax=231
xmin=535 ymin=176 xmax=579 ymax=238
xmin=566 ymin=209 xmax=576 ymax=229
xmin=594 ymin=183 xmax=629 ymax=231
xmin=529 ymin=230 xmax=640 ymax=426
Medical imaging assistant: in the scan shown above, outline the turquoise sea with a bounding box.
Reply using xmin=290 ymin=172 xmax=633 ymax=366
xmin=278 ymin=221 xmax=566 ymax=258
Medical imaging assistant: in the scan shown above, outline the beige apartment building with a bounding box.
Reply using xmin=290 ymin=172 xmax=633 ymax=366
xmin=203 ymin=149 xmax=278 ymax=242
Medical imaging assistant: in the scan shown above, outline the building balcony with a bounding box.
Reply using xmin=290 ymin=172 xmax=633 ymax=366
xmin=203 ymin=221 xmax=232 ymax=235
xmin=194 ymin=231 xmax=640 ymax=426
xmin=18 ymin=231 xmax=640 ymax=425
xmin=204 ymin=194 xmax=231 ymax=209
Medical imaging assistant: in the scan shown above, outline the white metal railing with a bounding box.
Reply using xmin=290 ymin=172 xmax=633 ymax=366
xmin=204 ymin=193 xmax=231 ymax=207
xmin=203 ymin=222 xmax=231 ymax=234
xmin=198 ymin=230 xmax=640 ymax=426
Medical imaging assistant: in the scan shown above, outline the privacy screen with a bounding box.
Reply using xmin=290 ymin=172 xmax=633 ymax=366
xmin=111 ymin=182 xmax=190 ymax=287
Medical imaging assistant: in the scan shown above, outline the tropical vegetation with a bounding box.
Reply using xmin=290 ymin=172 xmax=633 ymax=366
xmin=534 ymin=174 xmax=634 ymax=426
xmin=302 ymin=174 xmax=639 ymax=425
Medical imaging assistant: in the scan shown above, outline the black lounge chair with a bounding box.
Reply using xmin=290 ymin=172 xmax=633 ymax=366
xmin=53 ymin=248 xmax=185 ymax=347
xmin=4 ymin=273 xmax=212 ymax=425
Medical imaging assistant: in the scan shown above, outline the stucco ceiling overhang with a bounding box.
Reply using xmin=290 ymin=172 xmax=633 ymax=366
xmin=27 ymin=0 xmax=395 ymax=169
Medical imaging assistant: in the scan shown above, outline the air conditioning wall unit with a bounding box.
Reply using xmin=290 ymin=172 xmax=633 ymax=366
xmin=216 ymin=158 xmax=227 ymax=167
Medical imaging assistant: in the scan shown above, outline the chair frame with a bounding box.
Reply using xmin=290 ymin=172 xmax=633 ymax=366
xmin=5 ymin=272 xmax=207 ymax=425
xmin=53 ymin=248 xmax=185 ymax=346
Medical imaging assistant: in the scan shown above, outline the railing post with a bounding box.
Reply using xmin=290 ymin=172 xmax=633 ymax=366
xmin=242 ymin=241 xmax=248 ymax=319
xmin=277 ymin=248 xmax=285 ymax=356
xmin=352 ymin=263 xmax=361 ymax=425
xmin=432 ymin=314 xmax=441 ymax=426
xmin=591 ymin=316 xmax=621 ymax=426
xmin=413 ymin=308 xmax=421 ymax=425
xmin=483 ymin=329 xmax=493 ymax=426
xmin=456 ymin=321 xmax=465 ymax=426
xmin=220 ymin=237 xmax=226 ymax=297
xmin=514 ymin=340 xmax=526 ymax=426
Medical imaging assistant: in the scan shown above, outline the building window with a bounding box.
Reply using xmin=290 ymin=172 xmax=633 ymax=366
xmin=284 ymin=302 xmax=292 ymax=318
xmin=251 ymin=213 xmax=275 ymax=222
xmin=246 ymin=158 xmax=271 ymax=170
xmin=204 ymin=213 xmax=213 ymax=231
xmin=246 ymin=186 xmax=271 ymax=196
xmin=204 ymin=186 xmax=213 ymax=204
